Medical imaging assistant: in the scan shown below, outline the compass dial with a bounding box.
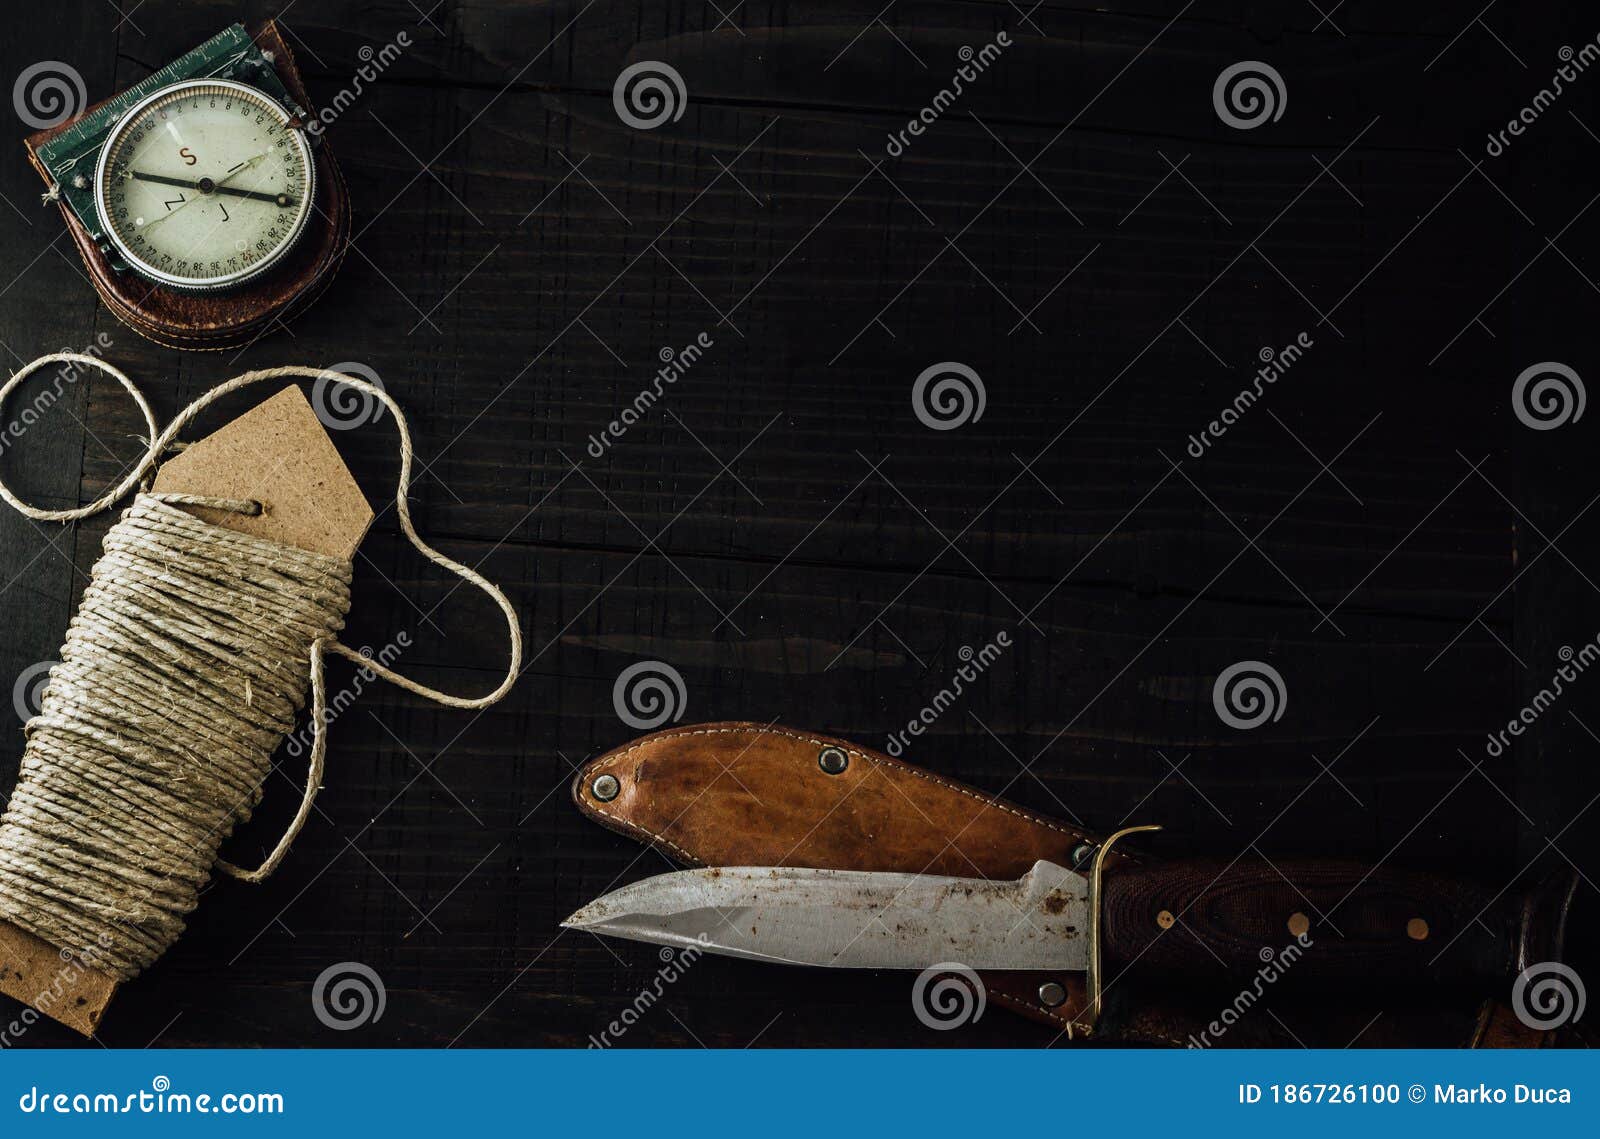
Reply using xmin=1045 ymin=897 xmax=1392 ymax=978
xmin=93 ymin=78 xmax=315 ymax=292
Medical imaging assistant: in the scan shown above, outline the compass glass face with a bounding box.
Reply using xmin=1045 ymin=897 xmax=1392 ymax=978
xmin=94 ymin=79 xmax=315 ymax=292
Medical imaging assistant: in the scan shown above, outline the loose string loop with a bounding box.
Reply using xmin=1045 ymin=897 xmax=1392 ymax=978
xmin=0 ymin=352 xmax=522 ymax=709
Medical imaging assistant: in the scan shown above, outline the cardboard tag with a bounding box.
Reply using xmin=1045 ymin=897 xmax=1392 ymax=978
xmin=150 ymin=385 xmax=374 ymax=560
xmin=0 ymin=924 xmax=116 ymax=1037
xmin=0 ymin=384 xmax=373 ymax=1035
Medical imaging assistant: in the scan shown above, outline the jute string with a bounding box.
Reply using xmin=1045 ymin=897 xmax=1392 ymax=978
xmin=0 ymin=354 xmax=522 ymax=979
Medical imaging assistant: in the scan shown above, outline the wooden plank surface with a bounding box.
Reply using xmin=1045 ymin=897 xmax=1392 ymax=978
xmin=0 ymin=0 xmax=1596 ymax=1046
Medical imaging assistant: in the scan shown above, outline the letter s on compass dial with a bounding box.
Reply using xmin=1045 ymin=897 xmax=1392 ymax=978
xmin=93 ymin=78 xmax=315 ymax=292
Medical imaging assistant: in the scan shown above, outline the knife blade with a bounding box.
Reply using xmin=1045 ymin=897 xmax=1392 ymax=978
xmin=562 ymin=860 xmax=1090 ymax=971
xmin=566 ymin=854 xmax=1577 ymax=995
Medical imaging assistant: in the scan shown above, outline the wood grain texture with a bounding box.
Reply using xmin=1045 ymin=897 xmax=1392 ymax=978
xmin=0 ymin=0 xmax=1595 ymax=1046
xmin=1100 ymin=859 xmax=1517 ymax=988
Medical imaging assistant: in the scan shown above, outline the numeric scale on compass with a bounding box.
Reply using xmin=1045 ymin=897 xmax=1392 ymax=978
xmin=36 ymin=25 xmax=312 ymax=285
xmin=91 ymin=78 xmax=316 ymax=292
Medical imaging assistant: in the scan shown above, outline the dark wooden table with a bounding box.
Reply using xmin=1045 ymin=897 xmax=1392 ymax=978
xmin=0 ymin=0 xmax=1596 ymax=1047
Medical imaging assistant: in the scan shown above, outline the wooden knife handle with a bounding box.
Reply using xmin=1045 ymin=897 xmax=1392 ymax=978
xmin=1099 ymin=859 xmax=1572 ymax=990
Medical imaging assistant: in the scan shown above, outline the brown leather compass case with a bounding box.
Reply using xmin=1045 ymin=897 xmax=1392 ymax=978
xmin=22 ymin=21 xmax=348 ymax=350
xmin=573 ymin=722 xmax=1558 ymax=1047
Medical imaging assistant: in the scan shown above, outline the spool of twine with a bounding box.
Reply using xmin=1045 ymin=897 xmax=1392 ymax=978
xmin=0 ymin=354 xmax=522 ymax=979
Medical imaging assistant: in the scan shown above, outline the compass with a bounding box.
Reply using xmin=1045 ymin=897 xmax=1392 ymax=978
xmin=92 ymin=78 xmax=315 ymax=293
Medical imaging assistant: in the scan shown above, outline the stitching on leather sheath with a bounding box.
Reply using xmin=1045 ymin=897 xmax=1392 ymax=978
xmin=581 ymin=796 xmax=702 ymax=865
xmin=989 ymin=990 xmax=1073 ymax=1031
xmin=583 ymin=723 xmax=1090 ymax=842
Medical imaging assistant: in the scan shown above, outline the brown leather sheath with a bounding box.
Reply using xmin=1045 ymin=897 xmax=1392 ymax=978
xmin=22 ymin=21 xmax=349 ymax=350
xmin=573 ymin=721 xmax=1558 ymax=1047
